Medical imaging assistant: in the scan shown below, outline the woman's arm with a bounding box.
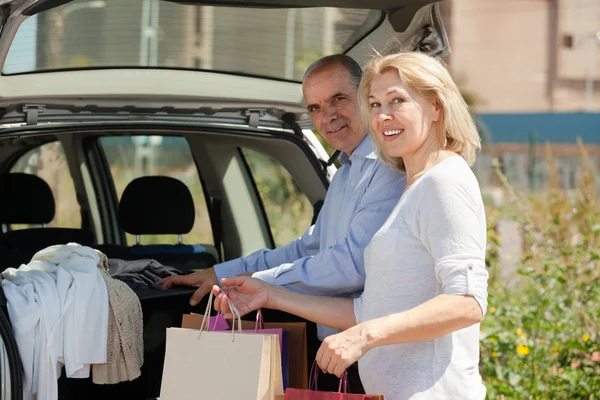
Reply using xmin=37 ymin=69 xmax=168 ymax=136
xmin=316 ymin=293 xmax=483 ymax=377
xmin=360 ymin=293 xmax=482 ymax=349
xmin=214 ymin=277 xmax=357 ymax=330
xmin=270 ymin=284 xmax=357 ymax=329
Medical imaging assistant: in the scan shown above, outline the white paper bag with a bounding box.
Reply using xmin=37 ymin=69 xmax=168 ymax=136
xmin=159 ymin=291 xmax=284 ymax=400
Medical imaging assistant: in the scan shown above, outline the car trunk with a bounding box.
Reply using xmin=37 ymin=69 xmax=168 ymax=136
xmin=0 ymin=1 xmax=449 ymax=398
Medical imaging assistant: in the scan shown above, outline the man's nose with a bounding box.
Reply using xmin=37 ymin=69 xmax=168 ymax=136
xmin=323 ymin=105 xmax=337 ymax=122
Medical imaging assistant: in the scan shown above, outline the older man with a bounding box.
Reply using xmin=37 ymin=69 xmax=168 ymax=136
xmin=159 ymin=54 xmax=406 ymax=392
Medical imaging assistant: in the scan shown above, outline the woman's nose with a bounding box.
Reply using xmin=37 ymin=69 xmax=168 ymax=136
xmin=377 ymin=108 xmax=392 ymax=122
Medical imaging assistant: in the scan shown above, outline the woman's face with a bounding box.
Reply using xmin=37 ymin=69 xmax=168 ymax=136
xmin=368 ymin=70 xmax=440 ymax=159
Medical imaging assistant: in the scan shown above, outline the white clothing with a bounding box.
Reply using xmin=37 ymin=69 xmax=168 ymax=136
xmin=1 ymin=243 xmax=109 ymax=400
xmin=354 ymin=156 xmax=488 ymax=400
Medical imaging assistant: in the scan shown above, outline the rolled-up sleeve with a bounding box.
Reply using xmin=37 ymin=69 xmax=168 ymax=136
xmin=434 ymin=256 xmax=488 ymax=315
xmin=419 ymin=175 xmax=489 ymax=316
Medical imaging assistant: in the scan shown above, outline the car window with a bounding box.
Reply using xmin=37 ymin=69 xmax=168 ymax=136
xmin=241 ymin=148 xmax=313 ymax=247
xmin=3 ymin=2 xmax=382 ymax=81
xmin=99 ymin=136 xmax=214 ymax=246
xmin=9 ymin=141 xmax=81 ymax=230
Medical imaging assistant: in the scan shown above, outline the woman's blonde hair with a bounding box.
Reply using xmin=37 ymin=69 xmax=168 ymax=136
xmin=358 ymin=52 xmax=481 ymax=172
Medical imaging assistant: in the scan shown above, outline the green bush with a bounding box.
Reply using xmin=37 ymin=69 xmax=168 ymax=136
xmin=481 ymin=142 xmax=600 ymax=399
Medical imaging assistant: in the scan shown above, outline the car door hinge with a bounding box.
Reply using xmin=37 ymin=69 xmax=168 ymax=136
xmin=22 ymin=104 xmax=46 ymax=126
xmin=243 ymin=109 xmax=266 ymax=128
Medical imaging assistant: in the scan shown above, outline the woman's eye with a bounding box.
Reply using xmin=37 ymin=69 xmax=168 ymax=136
xmin=392 ymin=97 xmax=405 ymax=104
xmin=369 ymin=102 xmax=380 ymax=108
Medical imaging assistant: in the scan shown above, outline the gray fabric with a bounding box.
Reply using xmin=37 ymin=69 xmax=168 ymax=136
xmin=108 ymin=259 xmax=181 ymax=290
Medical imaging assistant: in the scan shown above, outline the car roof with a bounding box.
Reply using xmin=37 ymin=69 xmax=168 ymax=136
xmin=0 ymin=0 xmax=449 ymax=126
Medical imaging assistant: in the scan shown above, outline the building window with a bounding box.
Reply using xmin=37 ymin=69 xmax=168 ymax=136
xmin=195 ymin=8 xmax=202 ymax=33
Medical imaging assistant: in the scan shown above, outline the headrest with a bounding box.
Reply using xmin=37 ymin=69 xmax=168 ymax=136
xmin=0 ymin=173 xmax=55 ymax=224
xmin=118 ymin=176 xmax=195 ymax=235
xmin=0 ymin=228 xmax=94 ymax=249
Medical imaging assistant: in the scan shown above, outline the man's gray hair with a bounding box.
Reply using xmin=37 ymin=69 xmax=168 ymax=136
xmin=303 ymin=54 xmax=363 ymax=87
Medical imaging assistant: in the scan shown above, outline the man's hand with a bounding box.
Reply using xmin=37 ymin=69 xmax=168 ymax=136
xmin=211 ymin=276 xmax=272 ymax=319
xmin=157 ymin=267 xmax=218 ymax=306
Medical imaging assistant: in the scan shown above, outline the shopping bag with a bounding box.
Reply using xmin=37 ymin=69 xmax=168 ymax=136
xmin=160 ymin=291 xmax=284 ymax=400
xmin=283 ymin=363 xmax=384 ymax=400
xmin=264 ymin=321 xmax=307 ymax=389
xmin=238 ymin=318 xmax=308 ymax=390
xmin=253 ymin=311 xmax=290 ymax=390
xmin=181 ymin=312 xmax=229 ymax=331
xmin=185 ymin=309 xmax=289 ymax=387
xmin=181 ymin=310 xmax=307 ymax=389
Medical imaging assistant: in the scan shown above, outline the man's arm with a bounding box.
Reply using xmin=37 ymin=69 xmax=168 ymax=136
xmin=214 ymin=217 xmax=322 ymax=282
xmin=253 ymin=165 xmax=405 ymax=295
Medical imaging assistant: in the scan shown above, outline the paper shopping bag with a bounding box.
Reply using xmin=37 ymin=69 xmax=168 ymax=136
xmin=183 ymin=311 xmax=289 ymax=388
xmin=181 ymin=313 xmax=229 ymax=331
xmin=284 ymin=389 xmax=372 ymax=399
xmin=161 ymin=293 xmax=284 ymax=400
xmin=160 ymin=328 xmax=283 ymax=400
xmin=263 ymin=322 xmax=307 ymax=390
xmin=236 ymin=319 xmax=308 ymax=390
xmin=185 ymin=310 xmax=307 ymax=390
xmin=282 ymin=363 xmax=384 ymax=400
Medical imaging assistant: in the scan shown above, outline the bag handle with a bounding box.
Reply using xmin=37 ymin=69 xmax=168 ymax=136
xmin=308 ymin=360 xmax=349 ymax=393
xmin=198 ymin=288 xmax=242 ymax=341
xmin=255 ymin=309 xmax=263 ymax=332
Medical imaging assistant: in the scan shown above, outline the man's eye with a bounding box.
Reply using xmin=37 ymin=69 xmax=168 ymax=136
xmin=307 ymin=106 xmax=318 ymax=113
xmin=333 ymin=96 xmax=345 ymax=102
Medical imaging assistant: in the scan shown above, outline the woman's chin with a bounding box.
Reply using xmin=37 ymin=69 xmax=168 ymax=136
xmin=381 ymin=148 xmax=405 ymax=159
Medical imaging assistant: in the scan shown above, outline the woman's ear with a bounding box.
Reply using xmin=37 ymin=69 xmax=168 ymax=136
xmin=432 ymin=99 xmax=442 ymax=123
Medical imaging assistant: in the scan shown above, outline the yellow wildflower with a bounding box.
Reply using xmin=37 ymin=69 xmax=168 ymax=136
xmin=520 ymin=333 xmax=526 ymax=339
xmin=491 ymin=352 xmax=498 ymax=358
xmin=489 ymin=338 xmax=497 ymax=343
xmin=516 ymin=328 xmax=522 ymax=335
xmin=583 ymin=334 xmax=590 ymax=342
xmin=489 ymin=307 xmax=497 ymax=313
xmin=539 ymin=338 xmax=546 ymax=344
xmin=556 ymin=322 xmax=562 ymax=327
xmin=517 ymin=344 xmax=530 ymax=355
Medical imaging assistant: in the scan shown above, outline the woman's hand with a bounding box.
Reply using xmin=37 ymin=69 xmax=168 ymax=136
xmin=211 ymin=276 xmax=272 ymax=319
xmin=316 ymin=324 xmax=372 ymax=378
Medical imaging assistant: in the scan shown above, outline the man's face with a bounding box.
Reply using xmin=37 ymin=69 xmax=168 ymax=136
xmin=303 ymin=65 xmax=366 ymax=156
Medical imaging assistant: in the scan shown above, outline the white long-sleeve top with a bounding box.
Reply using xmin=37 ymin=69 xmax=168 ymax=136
xmin=354 ymin=156 xmax=489 ymax=400
xmin=1 ymin=243 xmax=109 ymax=400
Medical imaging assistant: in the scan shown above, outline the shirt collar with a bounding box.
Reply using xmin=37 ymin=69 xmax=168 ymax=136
xmin=338 ymin=135 xmax=377 ymax=166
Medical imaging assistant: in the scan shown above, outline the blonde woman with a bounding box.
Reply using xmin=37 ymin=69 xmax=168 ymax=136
xmin=212 ymin=52 xmax=489 ymax=400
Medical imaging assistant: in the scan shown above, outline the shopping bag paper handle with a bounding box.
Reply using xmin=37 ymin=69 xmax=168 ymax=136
xmin=308 ymin=360 xmax=349 ymax=393
xmin=198 ymin=288 xmax=242 ymax=341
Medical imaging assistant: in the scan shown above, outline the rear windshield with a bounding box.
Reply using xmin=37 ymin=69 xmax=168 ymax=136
xmin=3 ymin=1 xmax=382 ymax=81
